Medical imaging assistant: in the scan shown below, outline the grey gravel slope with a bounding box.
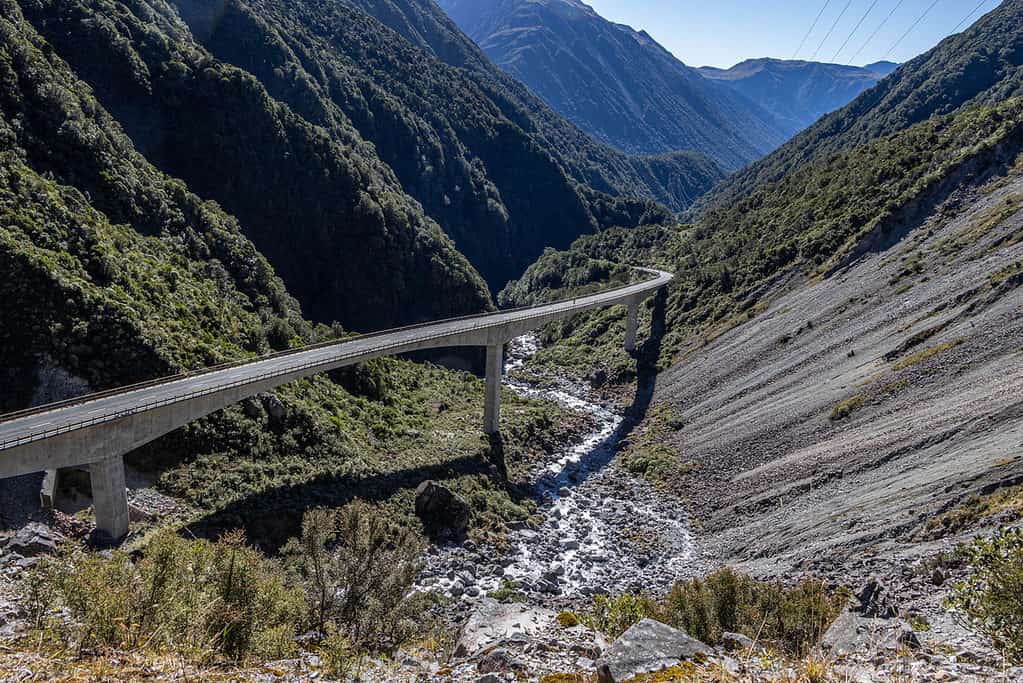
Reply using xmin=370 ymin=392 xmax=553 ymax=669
xmin=655 ymin=154 xmax=1023 ymax=576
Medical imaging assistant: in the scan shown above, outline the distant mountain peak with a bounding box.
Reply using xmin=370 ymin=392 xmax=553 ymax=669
xmin=696 ymin=58 xmax=889 ymax=135
xmin=864 ymin=60 xmax=900 ymax=75
xmin=439 ymin=0 xmax=788 ymax=169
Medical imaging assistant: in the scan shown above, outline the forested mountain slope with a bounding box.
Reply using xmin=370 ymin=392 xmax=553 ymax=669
xmin=13 ymin=0 xmax=498 ymax=331
xmin=438 ymin=0 xmax=788 ymax=169
xmin=15 ymin=0 xmax=722 ymax=303
xmin=697 ymin=59 xmax=889 ymax=137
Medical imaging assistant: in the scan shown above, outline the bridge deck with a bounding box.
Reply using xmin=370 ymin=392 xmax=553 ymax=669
xmin=1 ymin=269 xmax=672 ymax=455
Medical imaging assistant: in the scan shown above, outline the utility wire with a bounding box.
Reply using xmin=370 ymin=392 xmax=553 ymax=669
xmin=886 ymin=0 xmax=943 ymax=59
xmin=832 ymin=0 xmax=882 ymax=63
xmin=951 ymin=0 xmax=992 ymax=33
xmin=848 ymin=0 xmax=908 ymax=65
xmin=811 ymin=0 xmax=854 ymax=61
xmin=793 ymin=0 xmax=833 ymax=59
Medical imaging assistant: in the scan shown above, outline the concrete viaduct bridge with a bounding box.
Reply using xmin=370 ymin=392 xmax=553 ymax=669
xmin=0 ymin=268 xmax=672 ymax=540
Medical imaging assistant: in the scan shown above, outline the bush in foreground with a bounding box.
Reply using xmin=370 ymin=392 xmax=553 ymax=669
xmin=21 ymin=504 xmax=429 ymax=664
xmin=23 ymin=531 xmax=303 ymax=662
xmin=949 ymin=528 xmax=1023 ymax=663
xmin=586 ymin=568 xmax=846 ymax=656
xmin=282 ymin=502 xmax=427 ymax=653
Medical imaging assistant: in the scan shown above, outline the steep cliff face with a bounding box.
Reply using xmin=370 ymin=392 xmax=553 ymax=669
xmin=438 ymin=0 xmax=788 ymax=169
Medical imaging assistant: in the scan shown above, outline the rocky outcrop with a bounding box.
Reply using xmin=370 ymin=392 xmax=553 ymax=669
xmin=596 ymin=618 xmax=712 ymax=683
xmin=415 ymin=481 xmax=470 ymax=538
xmin=1 ymin=523 xmax=64 ymax=559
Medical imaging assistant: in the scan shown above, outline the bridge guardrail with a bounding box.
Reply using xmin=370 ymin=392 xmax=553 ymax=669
xmin=0 ymin=267 xmax=669 ymax=450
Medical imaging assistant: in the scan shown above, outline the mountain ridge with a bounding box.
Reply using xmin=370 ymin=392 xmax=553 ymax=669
xmin=696 ymin=58 xmax=892 ymax=137
xmin=438 ymin=0 xmax=789 ymax=169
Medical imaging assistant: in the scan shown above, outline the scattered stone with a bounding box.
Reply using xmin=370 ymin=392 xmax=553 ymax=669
xmin=897 ymin=625 xmax=922 ymax=650
xmin=856 ymin=577 xmax=898 ymax=618
xmin=596 ymin=618 xmax=711 ymax=683
xmin=721 ymin=631 xmax=755 ymax=652
xmin=454 ymin=599 xmax=557 ymax=659
xmin=477 ymin=648 xmax=522 ymax=674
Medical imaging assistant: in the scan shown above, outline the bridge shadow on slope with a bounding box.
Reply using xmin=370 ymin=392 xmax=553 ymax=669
xmin=535 ymin=289 xmax=668 ymax=496
xmin=182 ymin=452 xmax=522 ymax=553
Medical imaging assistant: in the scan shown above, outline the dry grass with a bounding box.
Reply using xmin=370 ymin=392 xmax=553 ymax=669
xmin=892 ymin=339 xmax=963 ymax=371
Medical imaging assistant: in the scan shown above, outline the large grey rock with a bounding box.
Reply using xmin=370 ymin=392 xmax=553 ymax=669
xmin=454 ymin=599 xmax=557 ymax=658
xmin=2 ymin=523 xmax=64 ymax=558
xmin=415 ymin=480 xmax=470 ymax=537
xmin=596 ymin=618 xmax=711 ymax=683
xmin=822 ymin=609 xmax=916 ymax=658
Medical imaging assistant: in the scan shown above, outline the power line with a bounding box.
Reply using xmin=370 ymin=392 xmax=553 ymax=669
xmin=848 ymin=0 xmax=908 ymax=65
xmin=832 ymin=0 xmax=882 ymax=63
xmin=886 ymin=0 xmax=943 ymax=58
xmin=793 ymin=1 xmax=833 ymax=59
xmin=811 ymin=0 xmax=854 ymax=61
xmin=951 ymin=0 xmax=992 ymax=33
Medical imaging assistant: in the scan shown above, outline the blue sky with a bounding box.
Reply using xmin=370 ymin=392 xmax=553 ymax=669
xmin=585 ymin=0 xmax=1003 ymax=68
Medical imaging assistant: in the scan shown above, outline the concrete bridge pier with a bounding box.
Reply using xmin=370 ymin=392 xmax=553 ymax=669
xmin=484 ymin=343 xmax=504 ymax=435
xmin=624 ymin=299 xmax=640 ymax=352
xmin=90 ymin=456 xmax=130 ymax=540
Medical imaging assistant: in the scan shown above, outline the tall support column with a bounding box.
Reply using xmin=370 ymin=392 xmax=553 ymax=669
xmin=624 ymin=300 xmax=640 ymax=352
xmin=484 ymin=343 xmax=503 ymax=435
xmin=90 ymin=456 xmax=129 ymax=541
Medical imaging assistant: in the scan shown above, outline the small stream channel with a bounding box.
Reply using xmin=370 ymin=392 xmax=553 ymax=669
xmin=417 ymin=334 xmax=699 ymax=605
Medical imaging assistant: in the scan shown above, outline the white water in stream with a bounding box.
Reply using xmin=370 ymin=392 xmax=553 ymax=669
xmin=418 ymin=334 xmax=699 ymax=603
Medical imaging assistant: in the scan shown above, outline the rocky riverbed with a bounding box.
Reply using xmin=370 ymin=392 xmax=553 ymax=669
xmin=416 ymin=335 xmax=708 ymax=611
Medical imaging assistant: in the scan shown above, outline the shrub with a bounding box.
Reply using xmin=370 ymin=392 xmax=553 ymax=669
xmin=830 ymin=394 xmax=867 ymax=421
xmin=661 ymin=569 xmax=845 ymax=656
xmin=948 ymin=528 xmax=1023 ymax=663
xmin=586 ymin=569 xmax=846 ymax=656
xmin=23 ymin=531 xmax=303 ymax=662
xmin=585 ymin=594 xmax=655 ymax=638
xmin=282 ymin=502 xmax=426 ymax=653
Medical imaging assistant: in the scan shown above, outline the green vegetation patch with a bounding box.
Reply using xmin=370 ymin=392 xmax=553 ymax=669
xmin=619 ymin=405 xmax=696 ymax=486
xmin=830 ymin=394 xmax=867 ymax=421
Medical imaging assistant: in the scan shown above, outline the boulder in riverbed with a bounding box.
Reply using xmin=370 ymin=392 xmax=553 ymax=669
xmin=415 ymin=480 xmax=470 ymax=538
xmin=596 ymin=618 xmax=711 ymax=683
